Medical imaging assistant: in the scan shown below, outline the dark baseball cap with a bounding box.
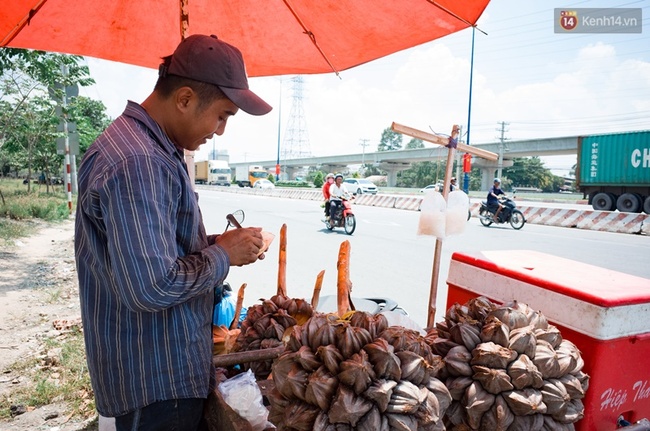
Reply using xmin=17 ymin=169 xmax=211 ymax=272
xmin=162 ymin=34 xmax=272 ymax=116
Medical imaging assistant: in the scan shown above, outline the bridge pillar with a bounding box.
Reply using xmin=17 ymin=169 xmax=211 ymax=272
xmin=472 ymin=158 xmax=513 ymax=190
xmin=376 ymin=162 xmax=412 ymax=187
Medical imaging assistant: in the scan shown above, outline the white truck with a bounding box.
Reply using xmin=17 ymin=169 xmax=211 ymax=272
xmin=235 ymin=165 xmax=267 ymax=187
xmin=195 ymin=160 xmax=231 ymax=186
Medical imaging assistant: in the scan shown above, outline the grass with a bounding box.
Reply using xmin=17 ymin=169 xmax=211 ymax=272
xmin=0 ymin=179 xmax=72 ymax=243
xmin=0 ymin=328 xmax=95 ymax=421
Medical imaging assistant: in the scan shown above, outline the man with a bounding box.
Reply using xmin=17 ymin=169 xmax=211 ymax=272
xmin=450 ymin=177 xmax=457 ymax=192
xmin=75 ymin=34 xmax=272 ymax=430
xmin=322 ymin=173 xmax=335 ymax=220
xmin=487 ymin=177 xmax=506 ymax=221
xmin=329 ymin=174 xmax=350 ymax=220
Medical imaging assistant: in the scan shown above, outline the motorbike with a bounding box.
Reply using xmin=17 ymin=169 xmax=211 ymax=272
xmin=479 ymin=196 xmax=526 ymax=230
xmin=324 ymin=197 xmax=356 ymax=235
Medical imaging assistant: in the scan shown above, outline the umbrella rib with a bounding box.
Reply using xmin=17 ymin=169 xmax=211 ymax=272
xmin=1 ymin=0 xmax=50 ymax=46
xmin=281 ymin=0 xmax=341 ymax=77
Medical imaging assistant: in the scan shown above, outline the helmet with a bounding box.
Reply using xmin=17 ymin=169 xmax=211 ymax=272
xmin=326 ymin=173 xmax=335 ymax=179
xmin=493 ymin=178 xmax=501 ymax=184
xmin=335 ymin=174 xmax=344 ymax=180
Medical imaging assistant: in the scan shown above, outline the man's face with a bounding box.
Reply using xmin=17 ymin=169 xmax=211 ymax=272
xmin=335 ymin=177 xmax=343 ymax=185
xmin=176 ymin=94 xmax=239 ymax=152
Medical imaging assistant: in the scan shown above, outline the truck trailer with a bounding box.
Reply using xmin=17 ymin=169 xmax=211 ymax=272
xmin=576 ymin=131 xmax=650 ymax=213
xmin=195 ymin=160 xmax=231 ymax=186
xmin=235 ymin=165 xmax=268 ymax=187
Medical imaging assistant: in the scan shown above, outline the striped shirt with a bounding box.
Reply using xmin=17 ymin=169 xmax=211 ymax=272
xmin=74 ymin=101 xmax=230 ymax=417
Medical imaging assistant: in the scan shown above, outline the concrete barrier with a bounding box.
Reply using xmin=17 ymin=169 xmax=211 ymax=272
xmin=200 ymin=186 xmax=648 ymax=235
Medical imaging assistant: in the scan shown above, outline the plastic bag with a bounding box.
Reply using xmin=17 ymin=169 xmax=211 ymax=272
xmin=417 ymin=190 xmax=446 ymax=238
xmin=218 ymin=369 xmax=271 ymax=431
xmin=446 ymin=190 xmax=470 ymax=236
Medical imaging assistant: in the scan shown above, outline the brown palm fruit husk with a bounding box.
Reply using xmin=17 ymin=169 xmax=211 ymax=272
xmin=396 ymin=350 xmax=427 ymax=386
xmin=335 ymin=324 xmax=372 ymax=359
xmin=508 ymin=325 xmax=537 ymax=358
xmin=472 ymin=365 xmax=514 ymax=394
xmin=471 ymin=341 xmax=518 ymax=369
xmin=446 ymin=376 xmax=474 ymax=400
xmin=386 ymin=413 xmax=419 ymax=431
xmin=364 ymin=379 xmax=398 ymax=413
xmin=430 ymin=298 xmax=588 ymax=429
xmin=503 ymin=388 xmax=547 ymax=416
xmin=363 ymin=338 xmax=402 ymax=381
xmin=304 ymin=366 xmax=338 ymax=411
xmin=558 ymin=374 xmax=585 ymax=399
xmin=480 ymin=315 xmax=511 ymax=348
xmin=480 ymin=394 xmax=515 ymax=431
xmin=356 ymin=406 xmax=385 ymax=431
xmin=467 ymin=296 xmax=497 ymax=322
xmin=348 ymin=311 xmax=389 ymax=339
xmin=508 ymin=413 xmax=545 ymax=431
xmin=463 ymin=381 xmax=496 ymax=429
xmin=338 ymin=349 xmax=376 ymax=394
xmin=426 ymin=376 xmax=453 ymax=414
xmin=281 ymin=400 xmax=321 ymax=431
xmin=316 ymin=343 xmax=344 ymax=376
xmin=487 ymin=306 xmax=528 ymax=331
xmin=386 ymin=380 xmax=426 ymax=415
xmin=328 ymin=385 xmax=373 ymax=427
xmin=541 ymin=379 xmax=571 ymax=416
xmin=430 ymin=335 xmax=460 ymax=357
xmin=553 ymin=398 xmax=584 ymax=424
xmin=235 ymin=294 xmax=314 ymax=379
xmin=295 ymin=345 xmax=321 ymax=372
xmin=534 ymin=325 xmax=562 ymax=348
xmin=450 ymin=322 xmax=482 ymax=352
xmin=542 ymin=414 xmax=575 ymax=430
xmin=445 ymin=345 xmax=474 ymax=377
xmin=533 ymin=340 xmax=561 ymax=379
xmin=415 ymin=387 xmax=443 ymax=425
xmin=507 ymin=353 xmax=544 ymax=390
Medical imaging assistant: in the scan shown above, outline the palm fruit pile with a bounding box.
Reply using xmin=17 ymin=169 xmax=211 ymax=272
xmin=428 ymin=297 xmax=589 ymax=430
xmin=234 ymin=294 xmax=313 ymax=379
xmin=267 ymin=311 xmax=452 ymax=431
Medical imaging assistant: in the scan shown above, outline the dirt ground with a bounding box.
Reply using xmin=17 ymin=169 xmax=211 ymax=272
xmin=0 ymin=219 xmax=99 ymax=431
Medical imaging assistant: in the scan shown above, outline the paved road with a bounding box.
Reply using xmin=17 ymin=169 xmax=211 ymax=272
xmin=198 ymin=189 xmax=650 ymax=328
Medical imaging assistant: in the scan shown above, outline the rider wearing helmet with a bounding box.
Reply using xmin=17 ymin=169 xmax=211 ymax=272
xmin=329 ymin=174 xmax=350 ymax=221
xmin=487 ymin=178 xmax=506 ymax=221
xmin=322 ymin=173 xmax=335 ymax=220
xmin=450 ymin=177 xmax=457 ymax=192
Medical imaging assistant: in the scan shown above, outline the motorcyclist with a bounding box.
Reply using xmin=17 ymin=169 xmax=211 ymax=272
xmin=329 ymin=174 xmax=351 ymax=221
xmin=487 ymin=178 xmax=506 ymax=221
xmin=322 ymin=173 xmax=335 ymax=221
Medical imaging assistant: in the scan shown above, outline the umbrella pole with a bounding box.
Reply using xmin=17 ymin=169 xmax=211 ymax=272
xmin=427 ymin=144 xmax=456 ymax=327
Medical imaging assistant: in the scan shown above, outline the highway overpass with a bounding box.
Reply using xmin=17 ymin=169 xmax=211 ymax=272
xmin=231 ymin=135 xmax=579 ymax=188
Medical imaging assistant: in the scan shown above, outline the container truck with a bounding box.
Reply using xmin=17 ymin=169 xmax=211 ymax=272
xmin=576 ymin=131 xmax=650 ymax=213
xmin=235 ymin=165 xmax=268 ymax=187
xmin=195 ymin=160 xmax=231 ymax=186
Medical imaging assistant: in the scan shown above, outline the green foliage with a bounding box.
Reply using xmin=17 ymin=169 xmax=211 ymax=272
xmin=502 ymin=157 xmax=558 ymax=192
xmin=396 ymin=161 xmax=447 ymax=188
xmin=378 ymin=127 xmax=403 ymax=152
xmin=267 ymin=173 xmax=276 ymax=183
xmin=405 ymin=138 xmax=424 ymax=149
xmin=275 ymin=181 xmax=311 ymax=188
xmin=0 ymin=180 xmax=70 ymax=224
xmin=313 ymin=171 xmax=324 ymax=188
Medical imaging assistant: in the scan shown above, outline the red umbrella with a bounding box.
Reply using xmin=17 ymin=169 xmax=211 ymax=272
xmin=2 ymin=0 xmax=489 ymax=77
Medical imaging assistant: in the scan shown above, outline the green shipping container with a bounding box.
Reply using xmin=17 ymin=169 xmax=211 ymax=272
xmin=578 ymin=131 xmax=650 ymax=186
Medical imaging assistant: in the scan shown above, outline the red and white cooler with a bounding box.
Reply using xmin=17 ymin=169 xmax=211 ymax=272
xmin=446 ymin=250 xmax=650 ymax=430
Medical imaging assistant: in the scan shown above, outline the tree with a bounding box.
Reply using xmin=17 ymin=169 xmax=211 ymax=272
xmin=405 ymin=138 xmax=424 ymax=149
xmin=502 ymin=157 xmax=556 ymax=191
xmin=0 ymin=49 xmax=97 ymax=192
xmin=377 ymin=127 xmax=402 ymax=152
xmin=312 ymin=171 xmax=324 ymax=188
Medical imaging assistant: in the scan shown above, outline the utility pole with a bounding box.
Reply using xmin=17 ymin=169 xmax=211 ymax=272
xmin=359 ymin=139 xmax=370 ymax=174
xmin=496 ymin=121 xmax=509 ymax=179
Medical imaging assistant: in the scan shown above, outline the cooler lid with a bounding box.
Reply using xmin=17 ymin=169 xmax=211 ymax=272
xmin=451 ymin=250 xmax=650 ymax=307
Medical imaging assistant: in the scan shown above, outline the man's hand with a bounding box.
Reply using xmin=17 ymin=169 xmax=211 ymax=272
xmin=215 ymin=227 xmax=264 ymax=266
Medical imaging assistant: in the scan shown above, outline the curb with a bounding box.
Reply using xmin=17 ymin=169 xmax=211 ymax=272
xmin=200 ymin=186 xmax=648 ymax=235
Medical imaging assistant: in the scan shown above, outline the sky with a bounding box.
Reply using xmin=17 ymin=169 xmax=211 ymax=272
xmin=78 ymin=0 xmax=650 ymax=177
